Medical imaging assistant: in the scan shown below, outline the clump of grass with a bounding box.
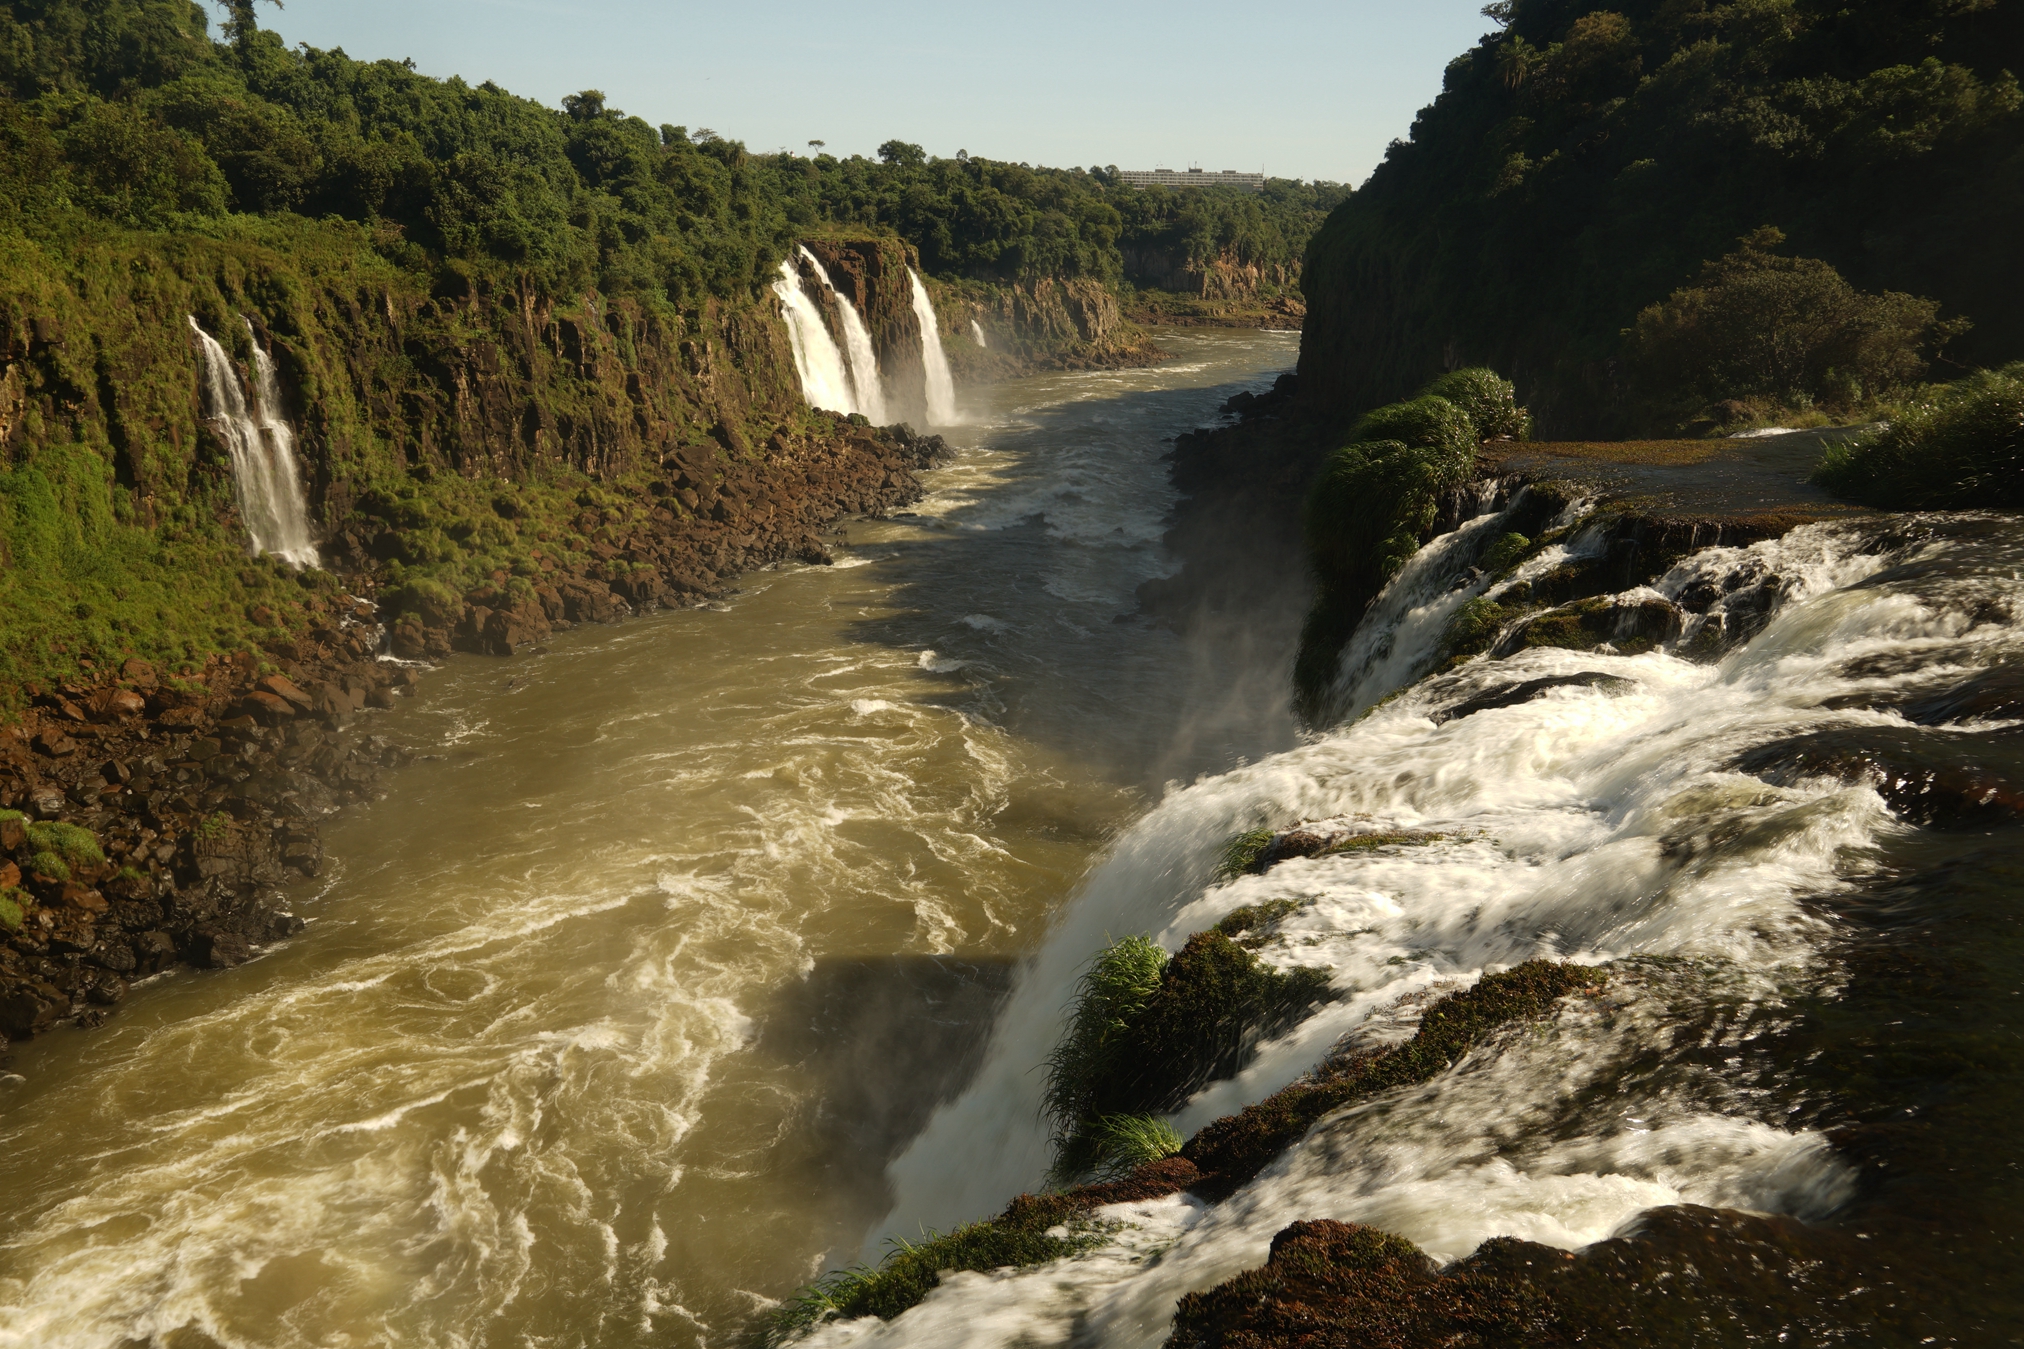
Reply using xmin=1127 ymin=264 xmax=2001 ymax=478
xmin=1478 ymin=530 xmax=1531 ymax=575
xmin=193 ymin=812 xmax=230 ymax=841
xmin=1216 ymin=828 xmax=1277 ymax=881
xmin=0 ymin=887 xmax=25 ymax=930
xmin=1420 ymin=368 xmax=1532 ymax=442
xmin=1215 ymin=898 xmax=1305 ymax=943
xmin=767 ymin=1220 xmax=1105 ymax=1342
xmin=1815 ymin=362 xmax=2024 ymax=509
xmin=1045 ymin=932 xmax=1335 ymax=1181
xmin=1059 ymin=1113 xmax=1185 ymax=1184
xmin=25 ymin=821 xmax=103 ymax=870
xmin=26 ymin=852 xmax=69 ymax=883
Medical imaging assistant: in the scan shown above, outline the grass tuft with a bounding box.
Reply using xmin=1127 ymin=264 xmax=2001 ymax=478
xmin=1815 ymin=362 xmax=2024 ymax=509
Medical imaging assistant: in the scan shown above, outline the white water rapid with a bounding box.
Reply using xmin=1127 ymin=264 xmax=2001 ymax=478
xmin=909 ymin=270 xmax=958 ymax=426
xmin=187 ymin=316 xmax=319 ymax=567
xmin=844 ymin=514 xmax=2007 ymax=1347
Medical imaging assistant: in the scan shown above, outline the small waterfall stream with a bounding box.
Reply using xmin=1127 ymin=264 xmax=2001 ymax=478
xmin=909 ymin=270 xmax=958 ymax=426
xmin=187 ymin=316 xmax=319 ymax=568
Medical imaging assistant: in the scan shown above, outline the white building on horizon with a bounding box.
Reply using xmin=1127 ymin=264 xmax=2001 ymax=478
xmin=1118 ymin=168 xmax=1265 ymax=192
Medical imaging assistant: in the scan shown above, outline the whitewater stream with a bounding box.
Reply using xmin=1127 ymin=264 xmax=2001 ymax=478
xmin=0 ymin=330 xmax=1308 ymax=1348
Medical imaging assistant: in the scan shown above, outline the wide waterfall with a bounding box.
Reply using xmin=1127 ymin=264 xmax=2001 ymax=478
xmin=187 ymin=316 xmax=319 ymax=568
xmin=773 ymin=247 xmax=888 ymax=422
xmin=910 ymin=270 xmax=958 ymax=425
xmin=853 ymin=508 xmax=2021 ymax=1346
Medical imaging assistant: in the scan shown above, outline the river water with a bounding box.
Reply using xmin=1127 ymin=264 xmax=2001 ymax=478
xmin=0 ymin=330 xmax=1305 ymax=1348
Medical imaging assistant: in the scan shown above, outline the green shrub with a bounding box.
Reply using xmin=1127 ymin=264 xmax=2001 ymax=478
xmin=25 ymin=821 xmax=104 ymax=869
xmin=1815 ymin=363 xmax=2024 ymax=509
xmin=1625 ymin=228 xmax=1968 ymax=426
xmin=1045 ymin=932 xmax=1334 ymax=1180
xmin=1295 ymin=372 xmax=1533 ymax=720
xmin=27 ymin=851 xmax=69 ymax=883
xmin=1421 ymin=369 xmax=1531 ymax=442
xmin=1347 ymin=396 xmax=1477 ymax=461
xmin=1216 ymin=828 xmax=1278 ymax=881
xmin=0 ymin=887 xmax=24 ymax=930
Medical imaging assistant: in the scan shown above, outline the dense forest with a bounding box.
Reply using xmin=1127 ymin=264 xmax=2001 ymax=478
xmin=1298 ymin=0 xmax=2024 ymax=434
xmin=0 ymin=0 xmax=1345 ymax=698
xmin=0 ymin=0 xmax=1338 ymax=302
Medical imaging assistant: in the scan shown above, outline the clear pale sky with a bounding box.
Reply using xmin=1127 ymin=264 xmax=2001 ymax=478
xmin=218 ymin=1 xmax=1494 ymax=185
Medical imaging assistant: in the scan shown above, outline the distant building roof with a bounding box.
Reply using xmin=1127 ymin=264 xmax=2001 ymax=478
xmin=1118 ymin=169 xmax=1265 ymax=192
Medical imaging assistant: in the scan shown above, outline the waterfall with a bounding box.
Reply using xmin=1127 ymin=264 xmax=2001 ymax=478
xmin=772 ymin=247 xmax=888 ymax=423
xmin=970 ymin=319 xmax=988 ymax=349
xmin=773 ymin=258 xmax=857 ymax=416
xmin=188 ymin=316 xmax=319 ymax=568
xmin=858 ymin=516 xmax=1936 ymax=1344
xmin=821 ymin=255 xmax=889 ymax=425
xmin=910 ymin=269 xmax=958 ymax=425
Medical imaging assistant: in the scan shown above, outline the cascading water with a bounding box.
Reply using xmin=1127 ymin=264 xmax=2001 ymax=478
xmin=969 ymin=319 xmax=988 ymax=349
xmin=850 ymin=511 xmax=2024 ymax=1347
xmin=773 ymin=248 xmax=887 ymax=423
xmin=909 ymin=270 xmax=958 ymax=426
xmin=188 ymin=316 xmax=319 ymax=567
xmin=774 ymin=258 xmax=858 ymax=416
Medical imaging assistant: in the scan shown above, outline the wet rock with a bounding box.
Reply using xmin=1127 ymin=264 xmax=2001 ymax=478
xmin=1429 ymin=672 xmax=1635 ymax=724
xmin=1737 ymin=727 xmax=2024 ymax=829
xmin=184 ymin=926 xmax=252 ymax=969
xmin=1493 ymin=595 xmax=1684 ymax=658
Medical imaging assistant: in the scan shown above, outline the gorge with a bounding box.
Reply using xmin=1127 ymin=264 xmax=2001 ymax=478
xmin=2 ymin=0 xmax=2022 ymax=1346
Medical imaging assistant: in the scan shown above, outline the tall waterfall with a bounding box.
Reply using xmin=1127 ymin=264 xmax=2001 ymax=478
xmin=188 ymin=316 xmax=319 ymax=568
xmin=910 ymin=270 xmax=958 ymax=426
xmin=970 ymin=319 xmax=988 ymax=349
xmin=772 ymin=247 xmax=888 ymax=422
xmin=823 ymin=256 xmax=888 ymax=425
xmin=773 ymin=258 xmax=858 ymax=416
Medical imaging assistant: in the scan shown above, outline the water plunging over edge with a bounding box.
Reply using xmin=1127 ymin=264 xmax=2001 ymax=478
xmin=187 ymin=316 xmax=319 ymax=568
xmin=850 ymin=510 xmax=2019 ymax=1347
xmin=909 ymin=270 xmax=958 ymax=426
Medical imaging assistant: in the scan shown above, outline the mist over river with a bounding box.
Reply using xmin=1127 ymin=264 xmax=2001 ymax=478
xmin=0 ymin=331 xmax=1304 ymax=1348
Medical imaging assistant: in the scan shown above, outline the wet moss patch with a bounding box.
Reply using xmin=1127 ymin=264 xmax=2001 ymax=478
xmin=1046 ymin=931 xmax=1334 ymax=1182
xmin=1182 ymin=960 xmax=1606 ymax=1196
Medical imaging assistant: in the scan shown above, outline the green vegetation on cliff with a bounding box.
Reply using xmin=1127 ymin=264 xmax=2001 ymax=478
xmin=1295 ymin=369 xmax=1530 ymax=718
xmin=0 ymin=0 xmax=1353 ymax=699
xmin=1043 ymin=931 xmax=1333 ymax=1182
xmin=1816 ymin=362 xmax=2024 ymax=509
xmin=1298 ymin=0 xmax=2023 ymax=434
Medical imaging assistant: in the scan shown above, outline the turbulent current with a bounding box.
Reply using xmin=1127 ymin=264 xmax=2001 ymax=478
xmin=6 ymin=330 xmax=2022 ymax=1347
xmin=0 ymin=331 xmax=1306 ymax=1348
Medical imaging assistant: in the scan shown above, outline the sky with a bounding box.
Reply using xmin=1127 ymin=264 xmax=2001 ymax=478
xmin=216 ymin=0 xmax=1495 ymax=185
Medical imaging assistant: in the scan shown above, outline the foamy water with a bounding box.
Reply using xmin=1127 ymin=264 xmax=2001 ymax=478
xmin=848 ymin=517 xmax=2023 ymax=1346
xmin=0 ymin=330 xmax=1302 ymax=1349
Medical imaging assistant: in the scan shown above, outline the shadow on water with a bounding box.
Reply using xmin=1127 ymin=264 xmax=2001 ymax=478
xmin=751 ymin=955 xmax=1016 ymax=1231
xmin=838 ymin=366 xmax=1309 ymax=796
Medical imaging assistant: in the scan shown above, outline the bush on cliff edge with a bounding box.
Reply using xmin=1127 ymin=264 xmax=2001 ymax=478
xmin=1293 ymin=369 xmax=1528 ymax=721
xmin=1815 ymin=363 xmax=2024 ymax=510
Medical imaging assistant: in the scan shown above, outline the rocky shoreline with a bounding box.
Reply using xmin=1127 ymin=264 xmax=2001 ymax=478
xmin=0 ymin=419 xmax=949 ymax=1048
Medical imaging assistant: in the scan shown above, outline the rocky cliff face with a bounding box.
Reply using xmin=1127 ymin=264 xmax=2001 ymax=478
xmin=1122 ymin=246 xmax=1298 ymax=302
xmin=934 ymin=274 xmax=1167 ymax=379
xmin=802 ymin=237 xmax=929 ymax=422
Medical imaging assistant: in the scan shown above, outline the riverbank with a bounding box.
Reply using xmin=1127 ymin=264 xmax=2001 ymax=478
xmin=0 ymin=330 xmax=1306 ymax=1348
xmin=0 ymin=416 xmax=949 ymax=1045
